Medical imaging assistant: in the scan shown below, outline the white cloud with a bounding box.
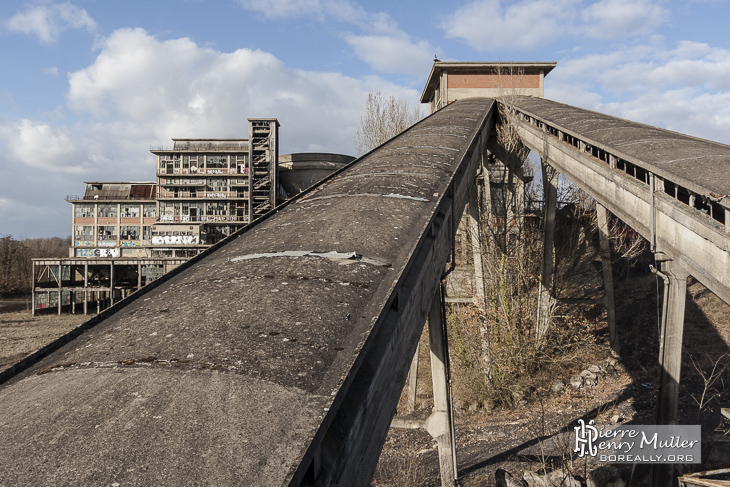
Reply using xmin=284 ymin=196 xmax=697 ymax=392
xmin=63 ymin=28 xmax=421 ymax=151
xmin=545 ymin=40 xmax=730 ymax=144
xmin=0 ymin=27 xmax=419 ymax=197
xmin=237 ymin=0 xmax=435 ymax=76
xmin=441 ymin=0 xmax=668 ymax=51
xmin=0 ymin=27 xmax=423 ymax=236
xmin=344 ymin=34 xmax=436 ymax=76
xmin=441 ymin=0 xmax=579 ymax=50
xmin=0 ymin=119 xmax=88 ymax=173
xmin=237 ymin=0 xmax=323 ymax=19
xmin=584 ymin=0 xmax=668 ymax=38
xmin=5 ymin=2 xmax=97 ymax=44
xmin=236 ymin=0 xmax=396 ymax=32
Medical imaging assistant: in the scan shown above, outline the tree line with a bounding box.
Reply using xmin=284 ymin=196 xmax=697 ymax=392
xmin=0 ymin=234 xmax=71 ymax=295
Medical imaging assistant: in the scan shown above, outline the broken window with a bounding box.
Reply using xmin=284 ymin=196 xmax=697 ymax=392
xmin=74 ymin=204 xmax=94 ymax=218
xmin=121 ymin=204 xmax=140 ymax=218
xmin=120 ymin=226 xmax=140 ymax=240
xmin=74 ymin=225 xmax=93 ymax=240
xmin=98 ymin=204 xmax=118 ymax=218
xmin=97 ymin=226 xmax=117 ymax=241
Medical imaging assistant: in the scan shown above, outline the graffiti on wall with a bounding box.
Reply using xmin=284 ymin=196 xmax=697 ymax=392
xmin=151 ymin=235 xmax=199 ymax=245
xmin=76 ymin=248 xmax=121 ymax=258
xmin=74 ymin=241 xmax=93 ymax=247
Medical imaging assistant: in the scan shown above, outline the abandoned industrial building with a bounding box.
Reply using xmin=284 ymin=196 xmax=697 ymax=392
xmin=32 ymin=118 xmax=354 ymax=315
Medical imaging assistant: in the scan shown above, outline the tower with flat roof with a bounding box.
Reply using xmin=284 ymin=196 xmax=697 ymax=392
xmin=420 ymin=61 xmax=557 ymax=113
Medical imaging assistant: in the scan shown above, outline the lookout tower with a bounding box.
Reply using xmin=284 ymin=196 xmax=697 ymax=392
xmin=420 ymin=61 xmax=557 ymax=113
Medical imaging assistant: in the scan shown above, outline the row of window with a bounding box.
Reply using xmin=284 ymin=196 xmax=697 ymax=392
xmin=159 ymin=202 xmax=248 ymax=217
xmin=74 ymin=225 xmax=152 ymax=241
xmin=158 ymin=154 xmax=248 ymax=170
xmin=74 ymin=204 xmax=157 ymax=218
xmin=160 ymin=177 xmax=249 ymax=185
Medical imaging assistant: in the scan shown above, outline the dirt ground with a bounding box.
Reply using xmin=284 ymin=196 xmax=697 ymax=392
xmin=0 ymin=295 xmax=88 ymax=373
xmin=372 ymin=271 xmax=730 ymax=486
xmin=2 ymin=268 xmax=730 ymax=486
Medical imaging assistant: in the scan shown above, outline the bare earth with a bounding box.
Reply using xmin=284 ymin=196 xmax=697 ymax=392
xmin=2 ymin=272 xmax=730 ymax=486
xmin=373 ymin=274 xmax=730 ymax=486
xmin=0 ymin=296 xmax=88 ymax=373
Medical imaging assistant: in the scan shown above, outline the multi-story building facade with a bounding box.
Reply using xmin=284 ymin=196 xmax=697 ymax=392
xmin=33 ymin=117 xmax=357 ymax=315
xmin=64 ymin=118 xmax=279 ymax=261
xmin=34 ymin=119 xmax=280 ymax=315
xmin=68 ymin=182 xmax=158 ymax=258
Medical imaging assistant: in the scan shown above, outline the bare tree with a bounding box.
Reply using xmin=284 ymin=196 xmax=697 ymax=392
xmin=354 ymin=91 xmax=423 ymax=155
xmin=0 ymin=234 xmax=70 ymax=295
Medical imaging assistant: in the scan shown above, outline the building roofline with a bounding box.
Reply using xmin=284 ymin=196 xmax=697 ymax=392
xmin=420 ymin=61 xmax=557 ymax=103
xmin=81 ymin=181 xmax=156 ymax=185
xmin=247 ymin=118 xmax=280 ymax=126
xmin=170 ymin=138 xmax=249 ymax=142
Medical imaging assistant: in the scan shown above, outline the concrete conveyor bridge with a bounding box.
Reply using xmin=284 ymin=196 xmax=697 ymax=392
xmin=2 ymin=95 xmax=730 ymax=486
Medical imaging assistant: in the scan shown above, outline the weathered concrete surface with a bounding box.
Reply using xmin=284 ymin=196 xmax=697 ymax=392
xmin=0 ymin=98 xmax=495 ymax=486
xmin=509 ymin=96 xmax=730 ymax=198
xmin=508 ymin=96 xmax=730 ymax=305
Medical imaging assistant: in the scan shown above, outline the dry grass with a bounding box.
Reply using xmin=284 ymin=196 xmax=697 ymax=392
xmin=0 ymin=295 xmax=88 ymax=372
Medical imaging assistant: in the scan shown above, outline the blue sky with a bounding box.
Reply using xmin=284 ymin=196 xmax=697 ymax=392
xmin=2 ymin=0 xmax=730 ymax=238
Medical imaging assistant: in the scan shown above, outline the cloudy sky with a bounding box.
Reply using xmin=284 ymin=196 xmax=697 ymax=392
xmin=1 ymin=0 xmax=730 ymax=238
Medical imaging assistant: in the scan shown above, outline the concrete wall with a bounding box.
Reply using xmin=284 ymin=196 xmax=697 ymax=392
xmin=278 ymin=152 xmax=355 ymax=197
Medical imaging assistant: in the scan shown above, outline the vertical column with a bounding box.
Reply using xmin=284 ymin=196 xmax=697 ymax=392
xmin=656 ymin=260 xmax=689 ymax=424
xmin=138 ymin=262 xmax=142 ymax=289
xmin=468 ymin=184 xmax=486 ymax=310
xmin=31 ymin=261 xmax=36 ymax=316
xmin=83 ymin=262 xmax=88 ymax=315
xmin=596 ymin=204 xmax=618 ymax=354
xmin=110 ymin=261 xmax=115 ymax=306
xmin=425 ymin=287 xmax=457 ymax=487
xmin=407 ymin=343 xmax=419 ymax=413
xmin=653 ymin=261 xmax=689 ymax=487
xmin=57 ymin=263 xmax=62 ymax=315
xmin=536 ymin=160 xmax=558 ymax=345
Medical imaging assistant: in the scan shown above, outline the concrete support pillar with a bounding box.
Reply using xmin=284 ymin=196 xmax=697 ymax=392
xmin=31 ymin=260 xmax=36 ymax=316
xmin=57 ymin=264 xmax=62 ymax=315
xmin=596 ymin=204 xmax=618 ymax=354
xmin=536 ymin=160 xmax=558 ymax=345
xmin=657 ymin=260 xmax=689 ymax=425
xmin=110 ymin=262 xmax=115 ymax=307
xmin=83 ymin=263 xmax=88 ymax=315
xmin=468 ymin=184 xmax=486 ymax=310
xmin=652 ymin=260 xmax=689 ymax=487
xmin=407 ymin=343 xmax=419 ymax=413
xmin=138 ymin=262 xmax=142 ymax=289
xmin=425 ymin=287 xmax=457 ymax=487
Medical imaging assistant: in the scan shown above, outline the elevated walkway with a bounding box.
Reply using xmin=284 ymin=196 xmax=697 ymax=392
xmin=0 ymin=98 xmax=495 ymax=486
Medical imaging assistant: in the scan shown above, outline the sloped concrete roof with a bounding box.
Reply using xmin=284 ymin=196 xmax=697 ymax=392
xmin=0 ymin=98 xmax=495 ymax=486
xmin=510 ymin=96 xmax=730 ymax=201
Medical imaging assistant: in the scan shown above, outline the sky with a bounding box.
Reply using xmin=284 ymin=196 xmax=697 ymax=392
xmin=2 ymin=0 xmax=730 ymax=238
